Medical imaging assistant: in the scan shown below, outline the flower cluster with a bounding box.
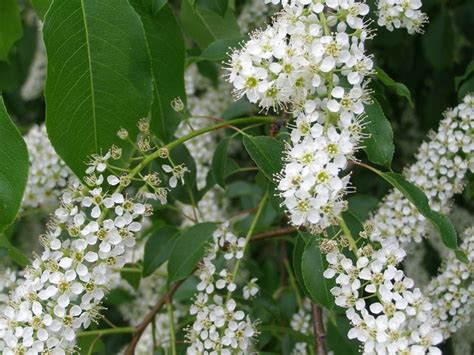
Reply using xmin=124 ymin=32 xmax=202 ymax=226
xmin=22 ymin=124 xmax=73 ymax=211
xmin=376 ymin=0 xmax=428 ymax=34
xmin=227 ymin=0 xmax=374 ymax=232
xmin=323 ymin=232 xmax=443 ymax=354
xmin=289 ymin=300 xmax=313 ymax=354
xmin=0 ymin=125 xmax=187 ymax=354
xmin=186 ymin=223 xmax=258 ymax=354
xmin=426 ymin=227 xmax=474 ymax=338
xmin=0 ymin=267 xmax=18 ymax=308
xmin=370 ymin=94 xmax=474 ymax=245
xmin=21 ymin=20 xmax=47 ymax=101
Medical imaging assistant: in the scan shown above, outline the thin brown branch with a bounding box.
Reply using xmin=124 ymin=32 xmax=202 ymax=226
xmin=311 ymin=303 xmax=327 ymax=355
xmin=251 ymin=226 xmax=297 ymax=241
xmin=124 ymin=279 xmax=186 ymax=355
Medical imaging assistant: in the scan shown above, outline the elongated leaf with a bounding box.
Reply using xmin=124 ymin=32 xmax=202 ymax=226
xmin=379 ymin=172 xmax=458 ymax=250
xmin=196 ymin=0 xmax=228 ymax=17
xmin=212 ymin=136 xmax=234 ymax=187
xmin=121 ymin=264 xmax=141 ymax=290
xmin=243 ymin=136 xmax=284 ymax=182
xmin=168 ymin=222 xmax=217 ymax=283
xmin=0 ymin=96 xmax=29 ymax=266
xmin=32 ymin=0 xmax=52 ymax=20
xmin=293 ymin=232 xmax=310 ymax=295
xmin=0 ymin=96 xmax=28 ymax=231
xmin=301 ymin=234 xmax=335 ymax=309
xmin=362 ymin=99 xmax=394 ymax=168
xmin=326 ymin=315 xmax=360 ymax=355
xmin=44 ymin=0 xmax=152 ymax=177
xmin=0 ymin=0 xmax=22 ymax=60
xmin=374 ymin=66 xmax=413 ymax=106
xmin=130 ymin=2 xmax=186 ymax=143
xmin=143 ymin=225 xmax=179 ymax=277
xmin=180 ymin=0 xmax=240 ymax=49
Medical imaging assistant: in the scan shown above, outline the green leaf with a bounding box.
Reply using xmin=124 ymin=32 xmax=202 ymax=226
xmin=120 ymin=263 xmax=141 ymax=290
xmin=422 ymin=12 xmax=455 ymax=70
xmin=0 ymin=0 xmax=23 ymax=61
xmin=32 ymin=0 xmax=53 ymax=20
xmin=43 ymin=0 xmax=152 ymax=177
xmin=454 ymin=249 xmax=469 ymax=264
xmin=198 ymin=37 xmax=243 ymax=62
xmin=212 ymin=137 xmax=235 ymax=187
xmin=0 ymin=234 xmax=28 ymax=267
xmin=454 ymin=60 xmax=474 ymax=90
xmin=130 ymin=2 xmax=186 ymax=143
xmin=152 ymin=0 xmax=168 ymax=14
xmin=143 ymin=225 xmax=179 ymax=277
xmin=378 ymin=172 xmax=458 ymax=250
xmin=180 ymin=0 xmax=240 ymax=49
xmin=243 ymin=136 xmax=284 ymax=182
xmin=293 ymin=232 xmax=310 ymax=295
xmin=167 ymin=222 xmax=217 ymax=283
xmin=196 ymin=0 xmax=228 ymax=17
xmin=374 ymin=66 xmax=413 ymax=106
xmin=0 ymin=96 xmax=29 ymax=233
xmin=221 ymin=98 xmax=255 ymax=120
xmin=301 ymin=233 xmax=335 ymax=309
xmin=326 ymin=315 xmax=360 ymax=355
xmin=362 ymin=99 xmax=394 ymax=168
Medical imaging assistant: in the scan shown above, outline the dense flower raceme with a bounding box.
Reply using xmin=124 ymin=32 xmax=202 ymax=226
xmin=0 ymin=123 xmax=189 ymax=354
xmin=22 ymin=124 xmax=72 ymax=210
xmin=320 ymin=96 xmax=474 ymax=354
xmin=186 ymin=223 xmax=259 ymax=354
xmin=370 ymin=94 xmax=474 ymax=245
xmin=227 ymin=0 xmax=374 ymax=233
xmin=376 ymin=0 xmax=428 ymax=34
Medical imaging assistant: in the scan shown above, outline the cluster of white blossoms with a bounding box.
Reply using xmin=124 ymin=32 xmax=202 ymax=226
xmin=227 ymin=0 xmax=374 ymax=232
xmin=371 ymin=94 xmax=474 ymax=245
xmin=320 ymin=95 xmax=474 ymax=354
xmin=376 ymin=0 xmax=428 ymax=34
xmin=21 ymin=20 xmax=47 ymax=101
xmin=0 ymin=122 xmax=188 ymax=354
xmin=22 ymin=124 xmax=72 ymax=210
xmin=186 ymin=223 xmax=259 ymax=354
xmin=289 ymin=300 xmax=313 ymax=354
xmin=0 ymin=267 xmax=18 ymax=308
xmin=426 ymin=227 xmax=473 ymax=338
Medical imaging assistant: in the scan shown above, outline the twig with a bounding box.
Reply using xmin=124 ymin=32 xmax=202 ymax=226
xmin=311 ymin=303 xmax=327 ymax=355
xmin=251 ymin=226 xmax=297 ymax=241
xmin=124 ymin=279 xmax=186 ymax=355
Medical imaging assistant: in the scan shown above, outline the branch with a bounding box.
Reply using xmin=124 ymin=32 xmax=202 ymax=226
xmin=251 ymin=226 xmax=297 ymax=241
xmin=311 ymin=303 xmax=327 ymax=355
xmin=124 ymin=279 xmax=186 ymax=355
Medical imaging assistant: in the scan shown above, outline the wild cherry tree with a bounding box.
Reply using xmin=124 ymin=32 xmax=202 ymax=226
xmin=0 ymin=0 xmax=472 ymax=354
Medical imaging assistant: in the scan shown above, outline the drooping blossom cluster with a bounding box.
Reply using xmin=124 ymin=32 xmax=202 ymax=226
xmin=0 ymin=122 xmax=188 ymax=354
xmin=370 ymin=94 xmax=474 ymax=245
xmin=376 ymin=0 xmax=428 ymax=34
xmin=321 ymin=95 xmax=474 ymax=354
xmin=21 ymin=19 xmax=47 ymax=101
xmin=186 ymin=222 xmax=259 ymax=354
xmin=227 ymin=0 xmax=374 ymax=232
xmin=22 ymin=124 xmax=72 ymax=211
xmin=425 ymin=227 xmax=473 ymax=338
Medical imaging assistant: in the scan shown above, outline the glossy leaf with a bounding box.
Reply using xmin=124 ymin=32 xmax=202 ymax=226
xmin=168 ymin=222 xmax=217 ymax=283
xmin=31 ymin=0 xmax=52 ymax=20
xmin=301 ymin=234 xmax=334 ymax=309
xmin=44 ymin=0 xmax=152 ymax=177
xmin=130 ymin=2 xmax=186 ymax=143
xmin=0 ymin=0 xmax=22 ymax=60
xmin=362 ymin=99 xmax=394 ymax=168
xmin=0 ymin=96 xmax=29 ymax=232
xmin=374 ymin=66 xmax=413 ymax=106
xmin=180 ymin=0 xmax=240 ymax=49
xmin=143 ymin=225 xmax=180 ymax=277
xmin=243 ymin=136 xmax=284 ymax=182
xmin=212 ymin=136 xmax=236 ymax=187
xmin=379 ymin=172 xmax=458 ymax=250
